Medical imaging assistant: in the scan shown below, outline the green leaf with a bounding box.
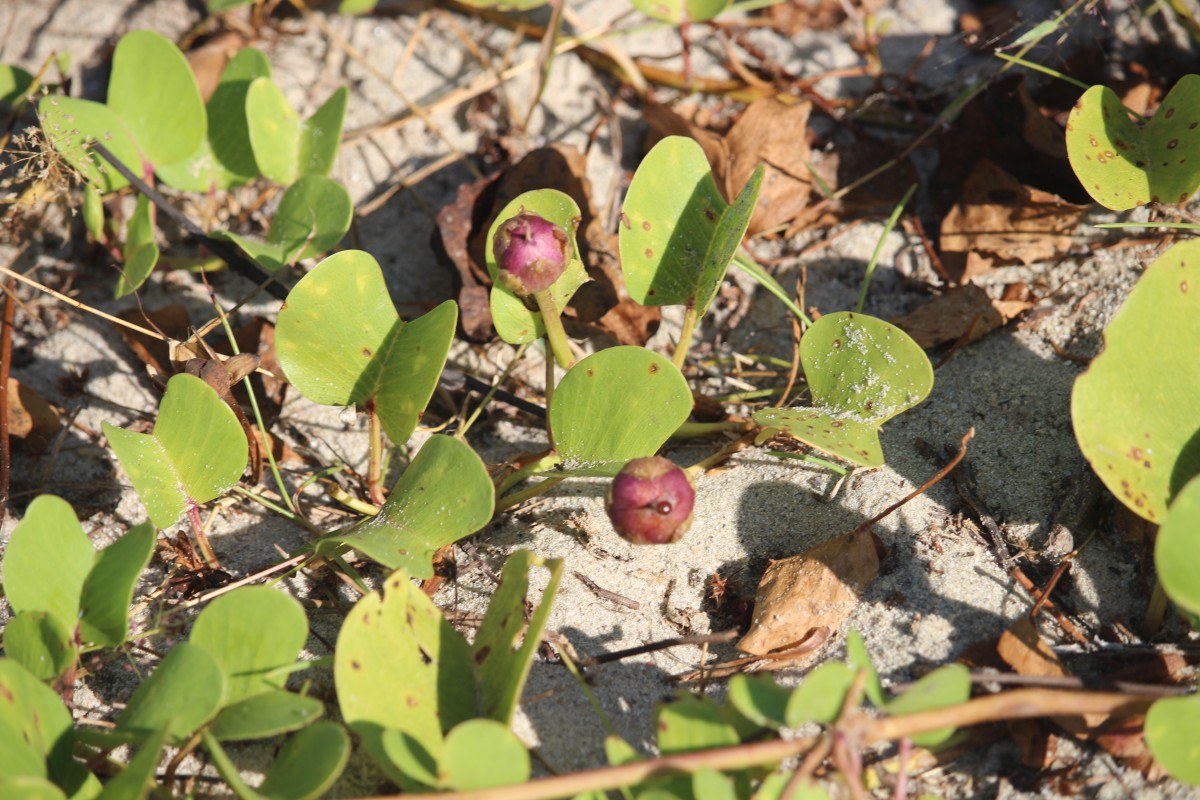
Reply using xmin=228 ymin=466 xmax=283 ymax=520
xmin=727 ymin=673 xmax=791 ymax=730
xmin=0 ymin=659 xmax=76 ymax=782
xmin=209 ymin=691 xmax=324 ymax=742
xmin=321 ymin=435 xmax=494 ymax=576
xmin=246 ymin=79 xmax=345 ymax=185
xmin=157 ymin=48 xmax=269 ymax=191
xmin=439 ymin=719 xmax=530 ymax=790
xmin=1066 ymin=75 xmax=1200 ymax=210
xmin=883 ymin=664 xmax=970 ymax=747
xmin=95 ymin=725 xmax=169 ymax=800
xmin=474 ymin=552 xmax=563 ymax=724
xmin=844 ymin=630 xmax=884 ymax=707
xmin=207 ymin=0 xmax=253 ymax=10
xmin=79 ymin=523 xmax=156 ymax=647
xmin=380 ymin=729 xmax=440 ymax=789
xmin=694 ymin=164 xmax=763 ymax=316
xmin=116 ymin=642 xmax=227 ymax=744
xmin=1145 ymin=694 xmax=1200 ymax=785
xmin=3 ymin=495 xmax=94 ymax=624
xmin=102 ymin=373 xmax=248 ymax=528
xmin=630 ymin=0 xmax=729 ymax=23
xmin=257 ymin=722 xmax=350 ymax=800
xmin=0 ymin=64 xmax=33 ymax=105
xmin=107 ymin=30 xmax=206 ymax=167
xmin=620 ymin=136 xmax=726 ymax=308
xmin=338 ymin=0 xmax=379 ymax=11
xmin=4 ymin=612 xmax=75 ymax=682
xmin=692 ymin=769 xmax=737 ymax=800
xmin=335 ymin=570 xmax=476 ymax=783
xmin=484 ymin=189 xmax=588 ymax=345
xmin=275 ymin=250 xmax=457 ymax=447
xmin=1157 ymin=475 xmax=1200 ymax=616
xmin=656 ymin=696 xmax=740 ymax=755
xmin=39 ymin=96 xmax=140 ymax=192
xmin=549 ymin=347 xmax=693 ymax=475
xmin=754 ymin=772 xmax=830 ymax=800
xmin=0 ymin=776 xmax=67 ymax=800
xmin=786 ymin=661 xmax=855 ymax=726
xmin=115 ymin=193 xmax=158 ymax=298
xmin=214 ymin=175 xmax=351 ymax=271
xmin=189 ymin=586 xmax=308 ymax=705
xmin=754 ymin=312 xmax=933 ymax=467
xmin=82 ymin=184 xmax=104 ymax=241
xmin=1072 ymin=239 xmax=1200 ymax=523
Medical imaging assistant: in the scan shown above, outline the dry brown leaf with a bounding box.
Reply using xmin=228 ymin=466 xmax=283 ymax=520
xmin=186 ymin=31 xmax=247 ymax=103
xmin=940 ymin=160 xmax=1085 ymax=283
xmin=737 ymin=528 xmax=882 ymax=656
xmin=434 ymin=176 xmax=499 ymax=342
xmin=7 ymin=377 xmax=61 ymax=453
xmin=116 ymin=305 xmax=192 ymax=378
xmin=890 ymin=284 xmax=1032 ymax=348
xmin=997 ymin=618 xmax=1107 ymax=734
xmin=765 ymin=0 xmax=848 ymax=34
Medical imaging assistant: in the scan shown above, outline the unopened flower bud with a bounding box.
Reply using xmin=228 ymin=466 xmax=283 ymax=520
xmin=493 ymin=212 xmax=571 ymax=296
xmin=605 ymin=456 xmax=695 ymax=545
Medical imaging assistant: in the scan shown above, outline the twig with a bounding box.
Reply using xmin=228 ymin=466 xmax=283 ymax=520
xmin=573 ymin=571 xmax=640 ymax=610
xmin=583 ymin=630 xmax=738 ymax=667
xmin=0 ymin=270 xmax=16 ymax=520
xmin=854 ymin=427 xmax=973 ymax=534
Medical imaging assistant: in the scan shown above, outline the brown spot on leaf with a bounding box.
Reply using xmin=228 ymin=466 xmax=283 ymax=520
xmin=1165 ymin=107 xmax=1177 ymax=118
xmin=831 ymin=420 xmax=843 ymax=428
xmin=644 ymin=248 xmax=653 ymax=259
xmin=1088 ymin=135 xmax=1098 ymax=147
xmin=350 ymin=659 xmax=362 ymax=670
xmin=648 ymin=362 xmax=659 ymax=374
xmin=362 ymin=347 xmax=372 ymax=358
xmin=1182 ymin=281 xmax=1189 ymax=293
xmin=1128 ymin=447 xmax=1144 ymax=460
xmin=641 ymin=220 xmax=652 ymax=231
xmin=833 ymin=338 xmax=842 ymax=348
xmin=475 ymin=646 xmax=491 ymax=664
xmin=1167 ymin=139 xmax=1179 ymax=149
xmin=586 ymin=368 xmax=594 ymax=378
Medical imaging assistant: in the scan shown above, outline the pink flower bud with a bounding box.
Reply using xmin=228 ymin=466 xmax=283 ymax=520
xmin=605 ymin=456 xmax=695 ymax=545
xmin=493 ymin=212 xmax=571 ymax=296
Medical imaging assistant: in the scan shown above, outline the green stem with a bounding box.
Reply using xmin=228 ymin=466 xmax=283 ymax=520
xmin=495 ymin=453 xmax=562 ymax=496
xmin=672 ymin=304 xmax=700 ymax=370
xmin=544 ymin=340 xmax=556 ymax=406
xmin=856 ymin=182 xmax=916 ymax=314
xmin=497 ymin=477 xmax=565 ymax=511
xmin=324 ymin=482 xmax=381 ymax=517
xmin=230 ymin=486 xmax=323 ymax=535
xmin=533 ymin=289 xmax=575 ymax=369
xmin=672 ymin=420 xmax=754 ymax=439
xmin=367 ymin=403 xmax=385 ymax=506
xmin=766 ymin=450 xmax=851 ymax=475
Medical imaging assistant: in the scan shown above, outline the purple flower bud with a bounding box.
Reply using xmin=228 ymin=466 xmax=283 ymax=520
xmin=605 ymin=456 xmax=695 ymax=545
xmin=493 ymin=212 xmax=571 ymax=296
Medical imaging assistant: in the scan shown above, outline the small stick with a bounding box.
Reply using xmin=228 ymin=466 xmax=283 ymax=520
xmin=583 ymin=630 xmax=738 ymax=667
xmin=0 ymin=272 xmax=15 ymax=520
xmin=573 ymin=571 xmax=640 ymax=610
xmin=854 ymin=427 xmax=974 ymax=534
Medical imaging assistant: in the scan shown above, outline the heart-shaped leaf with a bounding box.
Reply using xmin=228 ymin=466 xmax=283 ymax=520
xmin=754 ymin=312 xmax=933 ymax=467
xmin=474 ymin=552 xmax=563 ymax=724
xmin=275 ymin=250 xmax=457 ymax=447
xmin=115 ymin=193 xmax=158 ymax=297
xmin=2 ymin=495 xmax=94 ymax=625
xmin=1156 ymin=474 xmax=1200 ymax=617
xmin=439 ymin=720 xmax=530 ymax=791
xmin=39 ymin=97 xmax=140 ymax=192
xmin=1146 ymin=694 xmax=1200 ymax=785
xmin=656 ymin=696 xmax=741 ymax=754
xmin=883 ymin=663 xmax=970 ymax=747
xmin=214 ymin=175 xmax=351 ymax=271
xmin=4 ymin=612 xmax=75 ymax=682
xmin=189 ymin=586 xmax=308 ymax=705
xmin=335 ymin=569 xmax=477 ymax=784
xmin=107 ymin=30 xmax=206 ymax=168
xmin=79 ymin=523 xmax=157 ymax=647
xmin=727 ymin=674 xmax=791 ymax=730
xmin=785 ymin=661 xmax=855 ymax=726
xmin=156 ymin=48 xmax=269 ymax=192
xmin=1072 ymin=239 xmax=1200 ymax=523
xmin=246 ymin=79 xmax=347 ymax=185
xmin=620 ymin=136 xmax=726 ymax=308
xmin=320 ymin=435 xmax=494 ymax=576
xmin=484 ymin=189 xmax=588 ymax=345
xmin=116 ymin=642 xmax=226 ymax=743
xmin=549 ymin=346 xmax=692 ymax=476
xmin=1066 ymin=75 xmax=1200 ymax=210
xmin=103 ymin=372 xmax=248 ymax=529
xmin=630 ymin=0 xmax=730 ymax=23
xmin=256 ymin=721 xmax=350 ymax=800
xmin=208 ymin=691 xmax=324 ymax=742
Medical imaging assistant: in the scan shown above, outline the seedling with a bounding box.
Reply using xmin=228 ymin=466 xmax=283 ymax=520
xmin=754 ymin=312 xmax=934 ymax=468
xmin=1065 ymin=74 xmax=1200 ymax=210
xmin=605 ymin=455 xmax=696 ymax=544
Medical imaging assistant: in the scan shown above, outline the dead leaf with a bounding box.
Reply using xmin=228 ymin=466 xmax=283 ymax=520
xmin=890 ymin=284 xmax=1032 ymax=348
xmin=434 ymin=175 xmax=499 ymax=342
xmin=737 ymin=528 xmax=882 ymax=656
xmin=116 ymin=305 xmax=192 ymax=378
xmin=765 ymin=0 xmax=847 ymax=34
xmin=186 ymin=31 xmax=247 ymax=103
xmin=6 ymin=378 xmax=61 ymax=453
xmin=940 ymin=160 xmax=1085 ymax=282
xmin=997 ymin=618 xmax=1106 ymax=734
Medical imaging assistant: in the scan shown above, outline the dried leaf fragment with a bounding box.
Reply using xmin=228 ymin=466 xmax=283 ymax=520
xmin=6 ymin=378 xmax=61 ymax=452
xmin=890 ymin=284 xmax=1032 ymax=348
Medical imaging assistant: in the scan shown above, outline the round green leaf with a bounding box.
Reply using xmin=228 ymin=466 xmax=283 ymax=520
xmin=1156 ymin=475 xmax=1200 ymax=616
xmin=246 ymin=77 xmax=301 ymax=184
xmin=380 ymin=728 xmax=441 ymax=789
xmin=0 ymin=658 xmax=78 ymax=780
xmin=630 ymin=0 xmax=730 ymax=23
xmin=656 ymin=696 xmax=740 ymax=755
xmin=755 ymin=312 xmax=933 ymax=467
xmin=39 ymin=96 xmax=139 ymax=192
xmin=549 ymin=346 xmax=692 ymax=475
xmin=335 ymin=570 xmax=476 ymax=776
xmin=785 ymin=661 xmax=855 ymax=726
xmin=1072 ymin=239 xmax=1200 ymax=523
xmin=883 ymin=664 xmax=970 ymax=747
xmin=727 ymin=673 xmax=791 ymax=730
xmin=189 ymin=586 xmax=308 ymax=705
xmin=692 ymin=769 xmax=736 ymax=800
xmin=108 ymin=30 xmax=205 ymax=167
xmin=3 ymin=495 xmax=94 ymax=624
xmin=79 ymin=523 xmax=157 ymax=647
xmin=484 ymin=189 xmax=588 ymax=345
xmin=439 ymin=719 xmax=530 ymax=791
xmin=322 ymin=436 xmax=494 ymax=576
xmin=620 ymin=136 xmax=726 ymax=308
xmin=208 ymin=690 xmax=324 ymax=742
xmin=257 ymin=721 xmax=350 ymax=800
xmin=116 ymin=642 xmax=226 ymax=743
xmin=276 ymin=251 xmax=457 ymax=447
xmin=4 ymin=612 xmax=75 ymax=682
xmin=215 ymin=174 xmax=351 ymax=271
xmin=102 ymin=373 xmax=248 ymax=529
xmin=1146 ymin=694 xmax=1200 ymax=785
xmin=1066 ymin=75 xmax=1200 ymax=210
